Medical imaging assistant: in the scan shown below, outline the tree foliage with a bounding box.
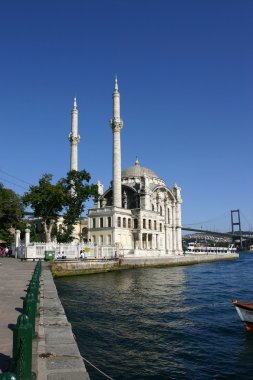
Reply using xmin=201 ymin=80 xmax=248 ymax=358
xmin=23 ymin=171 xmax=97 ymax=243
xmin=23 ymin=174 xmax=65 ymax=242
xmin=56 ymin=170 xmax=97 ymax=242
xmin=0 ymin=183 xmax=24 ymax=244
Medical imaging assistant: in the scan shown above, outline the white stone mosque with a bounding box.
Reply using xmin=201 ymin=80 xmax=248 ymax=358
xmin=69 ymin=77 xmax=183 ymax=256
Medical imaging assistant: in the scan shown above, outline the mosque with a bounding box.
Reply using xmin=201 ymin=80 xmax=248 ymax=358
xmin=69 ymin=78 xmax=183 ymax=256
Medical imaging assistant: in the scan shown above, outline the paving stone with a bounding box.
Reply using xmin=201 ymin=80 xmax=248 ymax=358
xmin=44 ymin=327 xmax=74 ymax=344
xmin=46 ymin=356 xmax=85 ymax=370
xmin=47 ymin=372 xmax=89 ymax=380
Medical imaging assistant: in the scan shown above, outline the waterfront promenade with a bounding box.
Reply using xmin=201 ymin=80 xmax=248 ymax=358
xmin=0 ymin=258 xmax=36 ymax=373
xmin=0 ymin=258 xmax=90 ymax=380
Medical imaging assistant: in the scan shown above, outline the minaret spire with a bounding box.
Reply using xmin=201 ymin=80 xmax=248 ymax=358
xmin=114 ymin=74 xmax=118 ymax=91
xmin=110 ymin=76 xmax=123 ymax=208
xmin=73 ymin=96 xmax=77 ymax=109
xmin=68 ymin=96 xmax=80 ymax=171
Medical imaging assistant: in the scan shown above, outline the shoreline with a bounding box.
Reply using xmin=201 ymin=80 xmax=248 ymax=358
xmin=51 ymin=253 xmax=239 ymax=278
xmin=37 ymin=264 xmax=90 ymax=380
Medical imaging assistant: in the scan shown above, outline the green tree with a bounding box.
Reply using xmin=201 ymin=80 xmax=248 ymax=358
xmin=23 ymin=171 xmax=97 ymax=243
xmin=29 ymin=222 xmax=45 ymax=242
xmin=23 ymin=174 xmax=65 ymax=242
xmin=56 ymin=170 xmax=97 ymax=242
xmin=0 ymin=183 xmax=24 ymax=245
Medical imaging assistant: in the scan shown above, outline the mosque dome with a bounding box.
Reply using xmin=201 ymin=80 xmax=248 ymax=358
xmin=122 ymin=158 xmax=159 ymax=179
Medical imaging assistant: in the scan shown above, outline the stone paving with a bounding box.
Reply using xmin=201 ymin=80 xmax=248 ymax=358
xmin=0 ymin=257 xmax=36 ymax=373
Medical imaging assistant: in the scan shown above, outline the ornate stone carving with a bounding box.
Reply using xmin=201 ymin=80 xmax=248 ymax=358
xmin=110 ymin=118 xmax=123 ymax=132
xmin=68 ymin=133 xmax=80 ymax=144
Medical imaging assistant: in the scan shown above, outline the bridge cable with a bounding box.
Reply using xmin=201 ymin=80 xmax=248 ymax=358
xmin=184 ymin=211 xmax=230 ymax=228
xmin=240 ymin=211 xmax=253 ymax=231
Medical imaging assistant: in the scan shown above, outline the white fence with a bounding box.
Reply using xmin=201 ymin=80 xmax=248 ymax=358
xmin=16 ymin=242 xmax=117 ymax=260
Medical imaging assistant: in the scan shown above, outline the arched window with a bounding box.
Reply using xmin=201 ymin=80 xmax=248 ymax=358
xmin=160 ymin=206 xmax=163 ymax=216
xmin=160 ymin=223 xmax=162 ymax=232
xmin=123 ymin=218 xmax=126 ymax=228
xmin=154 ymin=221 xmax=157 ymax=230
xmin=152 ymin=204 xmax=155 ymax=211
xmin=117 ymin=217 xmax=121 ymax=227
xmin=82 ymin=227 xmax=88 ymax=240
xmin=143 ymin=219 xmax=146 ymax=229
xmin=128 ymin=218 xmax=131 ymax=228
xmin=92 ymin=218 xmax=96 ymax=228
xmin=82 ymin=227 xmax=87 ymax=235
xmin=100 ymin=218 xmax=103 ymax=228
xmin=107 ymin=217 xmax=112 ymax=227
xmin=148 ymin=219 xmax=152 ymax=229
xmin=134 ymin=219 xmax=138 ymax=229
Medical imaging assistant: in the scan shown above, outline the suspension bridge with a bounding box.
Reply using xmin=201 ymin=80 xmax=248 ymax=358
xmin=182 ymin=209 xmax=253 ymax=249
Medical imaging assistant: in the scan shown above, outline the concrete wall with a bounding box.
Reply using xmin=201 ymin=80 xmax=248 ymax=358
xmin=38 ymin=265 xmax=90 ymax=379
xmin=51 ymin=254 xmax=239 ymax=278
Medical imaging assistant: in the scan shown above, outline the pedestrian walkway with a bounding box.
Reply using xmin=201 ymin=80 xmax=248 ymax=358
xmin=0 ymin=257 xmax=36 ymax=373
xmin=0 ymin=258 xmax=90 ymax=379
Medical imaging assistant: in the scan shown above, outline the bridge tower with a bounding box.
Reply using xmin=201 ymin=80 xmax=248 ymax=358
xmin=231 ymin=209 xmax=242 ymax=249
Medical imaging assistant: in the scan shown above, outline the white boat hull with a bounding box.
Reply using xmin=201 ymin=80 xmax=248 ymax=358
xmin=232 ymin=300 xmax=253 ymax=331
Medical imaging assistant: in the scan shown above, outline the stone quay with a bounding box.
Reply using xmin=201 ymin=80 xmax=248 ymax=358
xmin=51 ymin=253 xmax=239 ymax=277
xmin=0 ymin=258 xmax=89 ymax=380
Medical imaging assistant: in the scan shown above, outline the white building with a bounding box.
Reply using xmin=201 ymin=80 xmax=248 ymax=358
xmin=87 ymin=78 xmax=183 ymax=256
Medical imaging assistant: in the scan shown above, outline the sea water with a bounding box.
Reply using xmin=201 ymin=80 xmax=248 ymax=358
xmin=55 ymin=252 xmax=253 ymax=379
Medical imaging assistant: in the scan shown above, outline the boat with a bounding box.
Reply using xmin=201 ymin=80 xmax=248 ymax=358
xmin=185 ymin=242 xmax=237 ymax=255
xmin=232 ymin=299 xmax=253 ymax=331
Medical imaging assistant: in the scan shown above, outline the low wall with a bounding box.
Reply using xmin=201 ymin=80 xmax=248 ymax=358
xmin=51 ymin=253 xmax=239 ymax=278
xmin=38 ymin=265 xmax=90 ymax=379
xmin=51 ymin=259 xmax=120 ymax=277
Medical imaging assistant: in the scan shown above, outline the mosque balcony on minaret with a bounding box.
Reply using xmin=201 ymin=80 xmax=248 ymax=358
xmin=110 ymin=117 xmax=123 ymax=132
xmin=68 ymin=132 xmax=80 ymax=145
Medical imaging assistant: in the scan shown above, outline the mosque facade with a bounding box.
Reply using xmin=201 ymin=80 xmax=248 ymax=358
xmin=87 ymin=78 xmax=183 ymax=256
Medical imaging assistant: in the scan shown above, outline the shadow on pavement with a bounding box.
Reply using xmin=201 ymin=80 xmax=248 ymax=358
xmin=0 ymin=353 xmax=12 ymax=372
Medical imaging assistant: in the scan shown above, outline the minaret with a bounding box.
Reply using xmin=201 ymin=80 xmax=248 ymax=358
xmin=110 ymin=76 xmax=123 ymax=208
xmin=68 ymin=97 xmax=80 ymax=171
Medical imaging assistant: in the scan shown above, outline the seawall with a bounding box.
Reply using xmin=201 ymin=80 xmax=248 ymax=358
xmin=38 ymin=264 xmax=90 ymax=380
xmin=51 ymin=254 xmax=239 ymax=278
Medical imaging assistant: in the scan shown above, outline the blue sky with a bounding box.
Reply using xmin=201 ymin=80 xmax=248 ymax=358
xmin=0 ymin=0 xmax=252 ymax=232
